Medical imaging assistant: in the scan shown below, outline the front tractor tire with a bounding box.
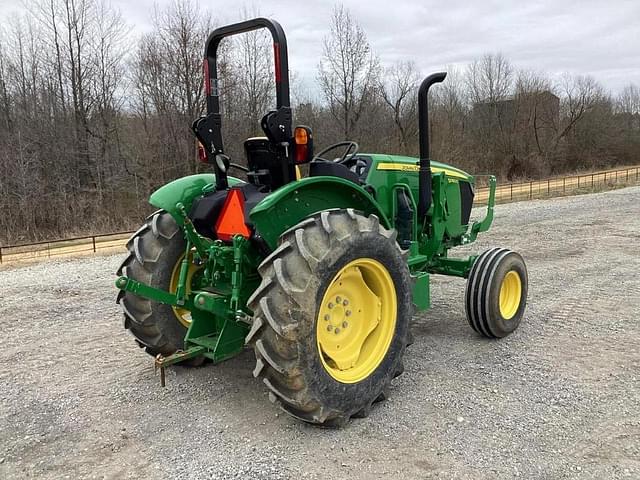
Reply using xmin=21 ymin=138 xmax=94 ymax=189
xmin=465 ymin=248 xmax=528 ymax=338
xmin=246 ymin=209 xmax=413 ymax=427
xmin=116 ymin=211 xmax=195 ymax=357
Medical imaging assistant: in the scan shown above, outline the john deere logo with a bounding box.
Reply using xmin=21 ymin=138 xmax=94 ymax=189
xmin=377 ymin=163 xmax=468 ymax=180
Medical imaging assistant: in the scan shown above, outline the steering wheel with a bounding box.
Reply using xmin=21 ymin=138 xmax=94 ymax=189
xmin=312 ymin=141 xmax=359 ymax=164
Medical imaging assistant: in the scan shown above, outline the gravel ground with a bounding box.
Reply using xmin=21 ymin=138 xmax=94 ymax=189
xmin=1 ymin=187 xmax=639 ymax=479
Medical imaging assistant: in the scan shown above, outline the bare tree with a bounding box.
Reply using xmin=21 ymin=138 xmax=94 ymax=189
xmin=153 ymin=0 xmax=210 ymax=122
xmin=466 ymin=53 xmax=513 ymax=104
xmin=465 ymin=53 xmax=515 ymax=173
xmin=430 ymin=68 xmax=468 ymax=167
xmin=233 ymin=6 xmax=274 ymax=133
xmin=0 ymin=30 xmax=10 ymax=130
xmin=380 ymin=61 xmax=420 ymax=153
xmin=617 ymin=84 xmax=640 ymax=115
xmin=132 ymin=0 xmax=211 ymax=180
xmin=554 ymin=74 xmax=603 ymax=146
xmin=318 ymin=4 xmax=379 ymax=140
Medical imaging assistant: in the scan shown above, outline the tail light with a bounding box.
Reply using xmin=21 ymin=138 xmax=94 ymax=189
xmin=215 ymin=188 xmax=251 ymax=241
xmin=293 ymin=126 xmax=313 ymax=164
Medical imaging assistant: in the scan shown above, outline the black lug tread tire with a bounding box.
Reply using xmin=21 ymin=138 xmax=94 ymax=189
xmin=465 ymin=248 xmax=528 ymax=338
xmin=246 ymin=209 xmax=413 ymax=427
xmin=116 ymin=211 xmax=188 ymax=356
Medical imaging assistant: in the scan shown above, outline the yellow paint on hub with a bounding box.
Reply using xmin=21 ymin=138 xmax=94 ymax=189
xmin=499 ymin=270 xmax=522 ymax=319
xmin=316 ymin=258 xmax=397 ymax=383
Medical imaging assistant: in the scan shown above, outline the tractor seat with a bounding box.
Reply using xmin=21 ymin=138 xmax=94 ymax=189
xmin=244 ymin=137 xmax=286 ymax=190
xmin=309 ymin=161 xmax=360 ymax=184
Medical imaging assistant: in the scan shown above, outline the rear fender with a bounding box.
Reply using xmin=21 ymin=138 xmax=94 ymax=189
xmin=249 ymin=176 xmax=390 ymax=249
xmin=149 ymin=174 xmax=243 ymax=226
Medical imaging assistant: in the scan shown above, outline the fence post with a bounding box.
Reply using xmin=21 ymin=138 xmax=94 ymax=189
xmin=0 ymin=246 xmax=2 ymax=264
xmin=547 ymin=178 xmax=550 ymax=195
xmin=529 ymin=181 xmax=533 ymax=199
xmin=92 ymin=236 xmax=96 ymax=253
xmin=563 ymin=177 xmax=566 ymax=194
xmin=510 ymin=183 xmax=513 ymax=200
xmin=592 ymin=174 xmax=594 ymax=188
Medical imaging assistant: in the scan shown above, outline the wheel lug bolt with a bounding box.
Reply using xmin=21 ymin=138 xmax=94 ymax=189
xmin=327 ymin=325 xmax=333 ymax=331
xmin=345 ymin=310 xmax=351 ymax=317
xmin=324 ymin=314 xmax=330 ymax=321
xmin=334 ymin=328 xmax=340 ymax=334
xmin=336 ymin=296 xmax=342 ymax=303
xmin=342 ymin=321 xmax=348 ymax=328
xmin=343 ymin=299 xmax=349 ymax=306
xmin=328 ymin=302 xmax=334 ymax=309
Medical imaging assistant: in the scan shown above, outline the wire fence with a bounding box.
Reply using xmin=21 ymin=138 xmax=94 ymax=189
xmin=1 ymin=165 xmax=639 ymax=264
xmin=0 ymin=231 xmax=133 ymax=264
xmin=473 ymin=165 xmax=640 ymax=205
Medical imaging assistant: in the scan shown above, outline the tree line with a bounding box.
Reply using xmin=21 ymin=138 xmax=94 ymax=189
xmin=0 ymin=1 xmax=638 ymax=244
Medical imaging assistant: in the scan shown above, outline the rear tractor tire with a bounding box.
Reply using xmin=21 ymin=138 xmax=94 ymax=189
xmin=246 ymin=209 xmax=413 ymax=427
xmin=465 ymin=248 xmax=528 ymax=338
xmin=116 ymin=211 xmax=202 ymax=361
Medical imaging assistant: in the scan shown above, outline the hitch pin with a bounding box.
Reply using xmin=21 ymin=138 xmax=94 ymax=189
xmin=154 ymin=354 xmax=167 ymax=387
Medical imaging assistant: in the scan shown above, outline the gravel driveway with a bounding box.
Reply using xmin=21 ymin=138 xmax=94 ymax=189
xmin=1 ymin=187 xmax=639 ymax=479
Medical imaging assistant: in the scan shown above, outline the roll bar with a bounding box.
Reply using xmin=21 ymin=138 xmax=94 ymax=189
xmin=194 ymin=18 xmax=292 ymax=190
xmin=204 ymin=18 xmax=290 ymax=113
xmin=417 ymin=72 xmax=447 ymax=218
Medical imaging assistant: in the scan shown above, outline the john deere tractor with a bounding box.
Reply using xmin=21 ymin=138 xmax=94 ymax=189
xmin=115 ymin=18 xmax=528 ymax=426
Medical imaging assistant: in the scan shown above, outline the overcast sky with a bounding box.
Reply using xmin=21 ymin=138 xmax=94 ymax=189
xmin=1 ymin=0 xmax=639 ymax=96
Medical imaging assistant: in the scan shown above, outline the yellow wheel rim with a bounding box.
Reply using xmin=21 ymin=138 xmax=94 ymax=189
xmin=316 ymin=258 xmax=397 ymax=384
xmin=499 ymin=270 xmax=522 ymax=320
xmin=169 ymin=250 xmax=202 ymax=328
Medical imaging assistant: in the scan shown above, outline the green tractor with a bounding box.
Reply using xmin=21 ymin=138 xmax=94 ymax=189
xmin=115 ymin=18 xmax=528 ymax=426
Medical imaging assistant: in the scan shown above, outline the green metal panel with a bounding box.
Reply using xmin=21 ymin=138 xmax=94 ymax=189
xmin=249 ymin=176 xmax=391 ymax=249
xmin=358 ymin=154 xmax=497 ymax=280
xmin=412 ymin=272 xmax=430 ymax=311
xmin=443 ymin=178 xmax=465 ymax=239
xmin=149 ymin=174 xmax=243 ymax=225
xmin=362 ymin=153 xmax=474 ymax=221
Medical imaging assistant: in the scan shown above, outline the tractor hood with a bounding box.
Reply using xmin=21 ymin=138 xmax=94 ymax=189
xmin=366 ymin=154 xmax=474 ymax=183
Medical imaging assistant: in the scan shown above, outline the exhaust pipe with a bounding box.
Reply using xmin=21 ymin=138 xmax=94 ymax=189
xmin=417 ymin=72 xmax=447 ymax=218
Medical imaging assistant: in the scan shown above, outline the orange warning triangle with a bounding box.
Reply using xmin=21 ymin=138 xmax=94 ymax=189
xmin=215 ymin=189 xmax=251 ymax=241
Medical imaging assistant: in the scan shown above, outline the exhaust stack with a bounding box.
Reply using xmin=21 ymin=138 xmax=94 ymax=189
xmin=417 ymin=72 xmax=447 ymax=218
